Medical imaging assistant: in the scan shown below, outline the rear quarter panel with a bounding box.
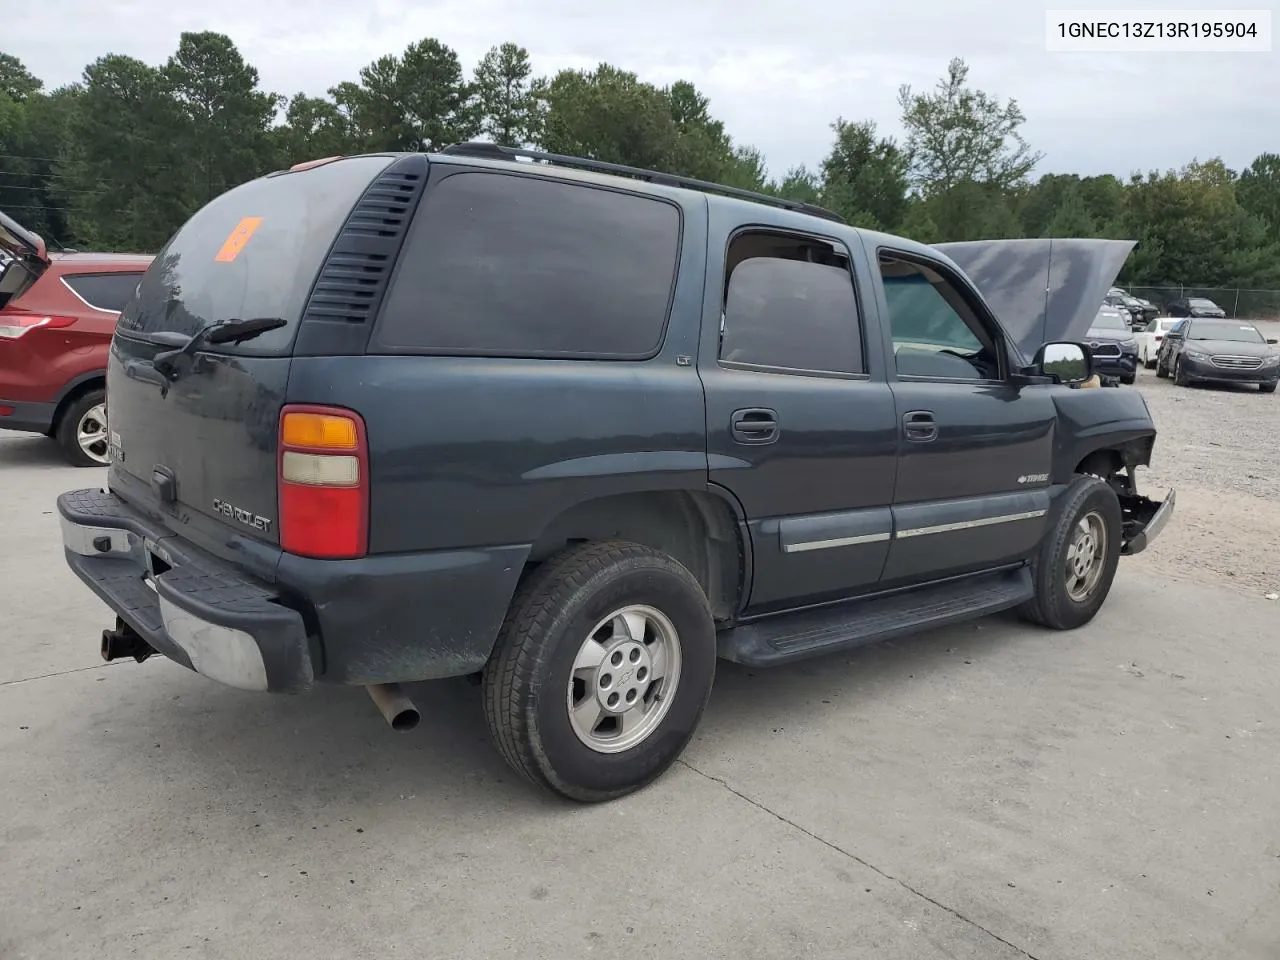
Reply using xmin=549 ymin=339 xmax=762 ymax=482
xmin=285 ymin=191 xmax=712 ymax=556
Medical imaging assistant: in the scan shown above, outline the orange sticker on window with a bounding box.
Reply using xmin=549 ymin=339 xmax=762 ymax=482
xmin=214 ymin=216 xmax=263 ymax=262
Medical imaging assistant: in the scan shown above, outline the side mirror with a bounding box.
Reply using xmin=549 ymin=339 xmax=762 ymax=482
xmin=1268 ymin=338 xmax=1278 ymax=345
xmin=1033 ymin=341 xmax=1092 ymax=385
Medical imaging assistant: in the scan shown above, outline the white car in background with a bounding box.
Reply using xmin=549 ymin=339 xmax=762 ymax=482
xmin=1136 ymin=317 xmax=1182 ymax=368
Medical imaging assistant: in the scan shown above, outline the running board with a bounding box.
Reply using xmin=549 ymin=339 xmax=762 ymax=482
xmin=717 ymin=567 xmax=1034 ymax=668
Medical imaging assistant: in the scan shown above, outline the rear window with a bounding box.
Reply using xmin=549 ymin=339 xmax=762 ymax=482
xmin=371 ymin=170 xmax=682 ymax=359
xmin=115 ymin=155 xmax=395 ymax=354
xmin=62 ymin=272 xmax=145 ymax=313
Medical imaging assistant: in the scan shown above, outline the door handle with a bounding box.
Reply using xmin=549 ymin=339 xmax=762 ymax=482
xmin=902 ymin=410 xmax=937 ymax=442
xmin=731 ymin=408 xmax=780 ymax=444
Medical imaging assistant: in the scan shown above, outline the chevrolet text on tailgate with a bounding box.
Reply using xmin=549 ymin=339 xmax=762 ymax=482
xmin=57 ymin=144 xmax=1175 ymax=803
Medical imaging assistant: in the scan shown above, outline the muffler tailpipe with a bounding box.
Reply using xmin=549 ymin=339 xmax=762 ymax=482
xmin=366 ymin=683 xmax=420 ymax=731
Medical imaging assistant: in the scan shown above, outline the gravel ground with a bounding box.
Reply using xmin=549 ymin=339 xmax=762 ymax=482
xmin=1126 ymin=319 xmax=1280 ymax=598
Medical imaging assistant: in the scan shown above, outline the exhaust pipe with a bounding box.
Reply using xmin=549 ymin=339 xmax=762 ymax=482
xmin=366 ymin=683 xmax=420 ymax=731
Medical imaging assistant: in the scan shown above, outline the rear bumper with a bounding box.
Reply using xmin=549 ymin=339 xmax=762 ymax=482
xmin=57 ymin=487 xmax=528 ymax=692
xmin=0 ymin=398 xmax=55 ymax=433
xmin=58 ymin=488 xmax=313 ymax=692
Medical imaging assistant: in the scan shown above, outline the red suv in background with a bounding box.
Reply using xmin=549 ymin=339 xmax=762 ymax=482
xmin=1 ymin=211 xmax=153 ymax=465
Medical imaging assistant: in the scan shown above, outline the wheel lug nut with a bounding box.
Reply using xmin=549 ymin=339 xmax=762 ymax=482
xmin=636 ymin=667 xmax=647 ymax=681
xmin=611 ymin=651 xmax=623 ymax=667
xmin=600 ymin=674 xmax=612 ymax=689
xmin=625 ymin=689 xmax=637 ymax=704
xmin=629 ymin=648 xmax=641 ymax=663
xmin=607 ymin=692 xmax=620 ymax=708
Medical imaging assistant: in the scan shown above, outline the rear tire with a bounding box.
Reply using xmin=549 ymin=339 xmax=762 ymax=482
xmin=482 ymin=540 xmax=717 ymax=803
xmin=1019 ymin=475 xmax=1123 ymax=631
xmin=55 ymin=388 xmax=110 ymax=467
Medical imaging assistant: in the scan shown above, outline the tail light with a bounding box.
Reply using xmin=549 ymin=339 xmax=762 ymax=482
xmin=278 ymin=405 xmax=368 ymax=559
xmin=0 ymin=314 xmax=75 ymax=340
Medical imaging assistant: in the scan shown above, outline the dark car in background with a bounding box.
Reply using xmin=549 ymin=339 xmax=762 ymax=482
xmin=1167 ymin=297 xmax=1227 ymax=319
xmin=0 ymin=210 xmax=152 ymax=465
xmin=1155 ymin=317 xmax=1280 ymax=392
xmin=1084 ymin=304 xmax=1139 ymax=384
xmin=1105 ymin=287 xmax=1158 ymax=327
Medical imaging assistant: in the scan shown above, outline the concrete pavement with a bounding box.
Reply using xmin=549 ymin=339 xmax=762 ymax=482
xmin=2 ymin=432 xmax=1277 ymax=960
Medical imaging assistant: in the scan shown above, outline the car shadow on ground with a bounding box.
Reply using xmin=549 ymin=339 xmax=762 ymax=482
xmin=0 ymin=435 xmax=84 ymax=469
xmin=65 ymin=608 xmax=1036 ymax=821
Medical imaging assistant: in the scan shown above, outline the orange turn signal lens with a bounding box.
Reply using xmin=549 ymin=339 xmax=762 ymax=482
xmin=281 ymin=412 xmax=358 ymax=450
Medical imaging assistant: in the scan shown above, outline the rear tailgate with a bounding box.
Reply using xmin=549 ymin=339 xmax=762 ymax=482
xmin=0 ymin=209 xmax=51 ymax=309
xmin=106 ymin=155 xmax=397 ymax=559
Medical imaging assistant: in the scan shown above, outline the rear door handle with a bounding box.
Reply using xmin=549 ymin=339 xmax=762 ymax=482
xmin=731 ymin=408 xmax=780 ymax=444
xmin=903 ymin=410 xmax=937 ymax=442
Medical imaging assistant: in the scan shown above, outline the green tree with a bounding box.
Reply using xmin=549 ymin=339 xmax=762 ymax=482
xmin=1237 ymin=152 xmax=1280 ymax=241
xmin=1121 ymin=158 xmax=1277 ymax=287
xmin=1042 ymin=185 xmax=1098 ymax=237
xmin=536 ymin=64 xmax=678 ymax=170
xmin=59 ymin=54 xmax=188 ymax=251
xmin=765 ymin=165 xmax=822 ymax=206
xmin=473 ymin=42 xmax=541 ymax=147
xmin=163 ymin=32 xmax=282 ymax=207
xmin=719 ymin=144 xmax=769 ymax=191
xmin=0 ymin=52 xmax=41 ymax=101
xmin=818 ymin=118 xmax=909 ymax=231
xmin=897 ymin=202 xmax=941 ymax=244
xmin=275 ymin=93 xmax=356 ymax=164
xmin=898 ymin=57 xmax=1042 ymax=196
xmin=335 ymin=39 xmax=479 ymax=152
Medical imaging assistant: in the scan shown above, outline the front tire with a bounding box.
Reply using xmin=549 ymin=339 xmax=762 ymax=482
xmin=482 ymin=540 xmax=717 ymax=802
xmin=1260 ymin=381 xmax=1277 ymax=394
xmin=1019 ymin=475 xmax=1123 ymax=631
xmin=1173 ymin=356 xmax=1191 ymax=387
xmin=55 ymin=388 xmax=110 ymax=467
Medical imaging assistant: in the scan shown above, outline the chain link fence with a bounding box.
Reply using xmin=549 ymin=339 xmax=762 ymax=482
xmin=1120 ymin=285 xmax=1280 ymax=321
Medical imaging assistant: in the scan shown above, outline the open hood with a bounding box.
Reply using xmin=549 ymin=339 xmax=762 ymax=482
xmin=934 ymin=238 xmax=1137 ymax=360
xmin=0 ymin=209 xmax=51 ymax=310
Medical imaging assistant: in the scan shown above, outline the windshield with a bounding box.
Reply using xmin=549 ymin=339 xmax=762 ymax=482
xmin=1189 ymin=321 xmax=1263 ymax=343
xmin=1091 ymin=308 xmax=1130 ymax=332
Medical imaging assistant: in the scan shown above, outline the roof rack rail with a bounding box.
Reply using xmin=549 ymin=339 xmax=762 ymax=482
xmin=438 ymin=141 xmax=847 ymax=225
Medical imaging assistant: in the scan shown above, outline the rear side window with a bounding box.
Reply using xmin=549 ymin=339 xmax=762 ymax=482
xmin=720 ymin=256 xmax=864 ymax=375
xmin=372 ymin=171 xmax=682 ymax=359
xmin=62 ymin=272 xmax=144 ymax=313
xmin=115 ymin=155 xmax=396 ymax=355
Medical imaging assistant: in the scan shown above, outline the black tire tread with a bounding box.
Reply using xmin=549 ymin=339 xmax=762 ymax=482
xmin=1018 ymin=474 xmax=1122 ymax=630
xmin=481 ymin=539 xmax=709 ymax=801
xmin=55 ymin=388 xmax=107 ymax=468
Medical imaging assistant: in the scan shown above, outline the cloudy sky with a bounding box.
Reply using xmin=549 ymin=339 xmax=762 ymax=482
xmin=8 ymin=0 xmax=1277 ymax=181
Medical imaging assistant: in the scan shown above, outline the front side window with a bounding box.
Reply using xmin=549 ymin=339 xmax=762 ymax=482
xmin=373 ymin=171 xmax=682 ymax=359
xmin=879 ymin=253 xmax=999 ymax=381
